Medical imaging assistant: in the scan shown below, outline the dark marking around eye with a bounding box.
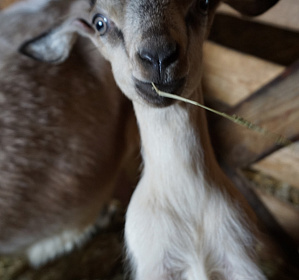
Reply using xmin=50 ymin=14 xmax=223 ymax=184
xmin=105 ymin=27 xmax=125 ymax=49
xmin=115 ymin=28 xmax=124 ymax=42
xmin=91 ymin=12 xmax=125 ymax=49
xmin=89 ymin=0 xmax=96 ymax=7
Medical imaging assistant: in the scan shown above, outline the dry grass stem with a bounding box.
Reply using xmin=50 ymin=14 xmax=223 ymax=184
xmin=151 ymin=83 xmax=292 ymax=147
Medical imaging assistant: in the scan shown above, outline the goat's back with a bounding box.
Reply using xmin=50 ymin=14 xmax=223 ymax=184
xmin=0 ymin=0 xmax=130 ymax=256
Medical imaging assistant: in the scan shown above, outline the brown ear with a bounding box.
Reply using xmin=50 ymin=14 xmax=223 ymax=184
xmin=223 ymin=0 xmax=279 ymax=16
xmin=19 ymin=19 xmax=94 ymax=64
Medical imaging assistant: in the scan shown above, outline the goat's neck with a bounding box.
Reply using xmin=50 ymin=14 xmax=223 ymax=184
xmin=133 ymin=87 xmax=253 ymax=215
xmin=133 ymin=89 xmax=221 ymax=187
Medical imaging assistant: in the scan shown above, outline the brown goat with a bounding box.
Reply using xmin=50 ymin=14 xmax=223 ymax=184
xmin=0 ymin=0 xmax=135 ymax=267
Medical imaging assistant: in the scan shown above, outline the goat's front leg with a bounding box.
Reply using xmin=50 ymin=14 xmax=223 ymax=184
xmin=125 ymin=183 xmax=209 ymax=280
xmin=125 ymin=179 xmax=266 ymax=280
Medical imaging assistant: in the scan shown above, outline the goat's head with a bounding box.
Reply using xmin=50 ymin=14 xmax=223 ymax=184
xmin=20 ymin=0 xmax=279 ymax=107
xmin=85 ymin=0 xmax=221 ymax=106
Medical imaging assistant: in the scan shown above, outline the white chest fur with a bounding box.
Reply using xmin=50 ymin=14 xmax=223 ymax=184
xmin=125 ymin=100 xmax=265 ymax=280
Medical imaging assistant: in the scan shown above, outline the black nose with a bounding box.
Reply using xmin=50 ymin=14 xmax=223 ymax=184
xmin=138 ymin=39 xmax=179 ymax=78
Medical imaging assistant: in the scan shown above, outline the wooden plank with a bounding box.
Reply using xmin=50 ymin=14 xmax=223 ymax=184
xmin=213 ymin=60 xmax=299 ymax=168
xmin=253 ymin=142 xmax=299 ymax=190
xmin=218 ymin=0 xmax=299 ymax=32
xmin=222 ymin=166 xmax=299 ymax=267
xmin=256 ymin=188 xmax=299 ymax=244
xmin=203 ymin=41 xmax=284 ymax=106
xmin=209 ymin=14 xmax=299 ymax=66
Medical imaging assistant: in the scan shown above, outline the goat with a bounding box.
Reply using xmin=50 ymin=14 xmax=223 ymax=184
xmin=0 ymin=0 xmax=135 ymax=267
xmin=16 ymin=0 xmax=281 ymax=278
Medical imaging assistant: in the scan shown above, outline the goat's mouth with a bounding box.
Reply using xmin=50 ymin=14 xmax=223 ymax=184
xmin=134 ymin=78 xmax=185 ymax=107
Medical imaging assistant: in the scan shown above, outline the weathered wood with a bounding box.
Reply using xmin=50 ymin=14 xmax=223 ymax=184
xmin=203 ymin=43 xmax=299 ymax=198
xmin=242 ymin=169 xmax=299 ymax=244
xmin=213 ymin=60 xmax=299 ymax=168
xmin=218 ymin=0 xmax=299 ymax=32
xmin=209 ymin=14 xmax=299 ymax=66
xmin=221 ymin=165 xmax=299 ymax=272
xmin=253 ymin=142 xmax=299 ymax=190
xmin=203 ymin=41 xmax=284 ymax=106
xmin=256 ymin=188 xmax=299 ymax=244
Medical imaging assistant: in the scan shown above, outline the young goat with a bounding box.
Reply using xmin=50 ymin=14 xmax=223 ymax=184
xmin=0 ymin=0 xmax=135 ymax=267
xmin=19 ymin=0 xmax=280 ymax=278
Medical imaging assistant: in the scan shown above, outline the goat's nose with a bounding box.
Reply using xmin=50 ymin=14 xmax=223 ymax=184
xmin=138 ymin=40 xmax=179 ymax=77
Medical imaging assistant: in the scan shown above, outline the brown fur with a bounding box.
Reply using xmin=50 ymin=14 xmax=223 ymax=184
xmin=0 ymin=0 xmax=134 ymax=256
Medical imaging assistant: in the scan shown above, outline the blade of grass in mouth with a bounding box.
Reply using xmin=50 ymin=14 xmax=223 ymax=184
xmin=151 ymin=83 xmax=292 ymax=147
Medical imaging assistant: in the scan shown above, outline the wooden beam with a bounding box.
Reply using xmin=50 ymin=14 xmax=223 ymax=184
xmin=203 ymin=41 xmax=284 ymax=106
xmin=221 ymin=165 xmax=299 ymax=267
xmin=203 ymin=43 xmax=299 ymax=198
xmin=218 ymin=0 xmax=299 ymax=32
xmin=213 ymin=60 xmax=299 ymax=168
xmin=256 ymin=188 xmax=299 ymax=244
xmin=253 ymin=142 xmax=299 ymax=190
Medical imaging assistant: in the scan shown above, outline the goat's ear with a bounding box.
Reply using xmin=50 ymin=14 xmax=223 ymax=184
xmin=223 ymin=0 xmax=279 ymax=16
xmin=19 ymin=19 xmax=94 ymax=64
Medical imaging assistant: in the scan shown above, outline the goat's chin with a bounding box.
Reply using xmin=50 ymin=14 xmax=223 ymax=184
xmin=135 ymin=87 xmax=176 ymax=108
xmin=133 ymin=77 xmax=185 ymax=107
xmin=138 ymin=93 xmax=176 ymax=108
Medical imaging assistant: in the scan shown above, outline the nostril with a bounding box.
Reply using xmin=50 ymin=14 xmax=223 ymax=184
xmin=138 ymin=41 xmax=180 ymax=74
xmin=138 ymin=49 xmax=159 ymax=67
xmin=162 ymin=42 xmax=179 ymax=68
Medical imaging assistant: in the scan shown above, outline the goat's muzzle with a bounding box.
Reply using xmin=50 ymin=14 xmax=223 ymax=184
xmin=134 ymin=78 xmax=185 ymax=107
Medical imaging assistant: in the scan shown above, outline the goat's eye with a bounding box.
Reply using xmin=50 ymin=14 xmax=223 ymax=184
xmin=199 ymin=0 xmax=209 ymax=14
xmin=93 ymin=14 xmax=109 ymax=35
